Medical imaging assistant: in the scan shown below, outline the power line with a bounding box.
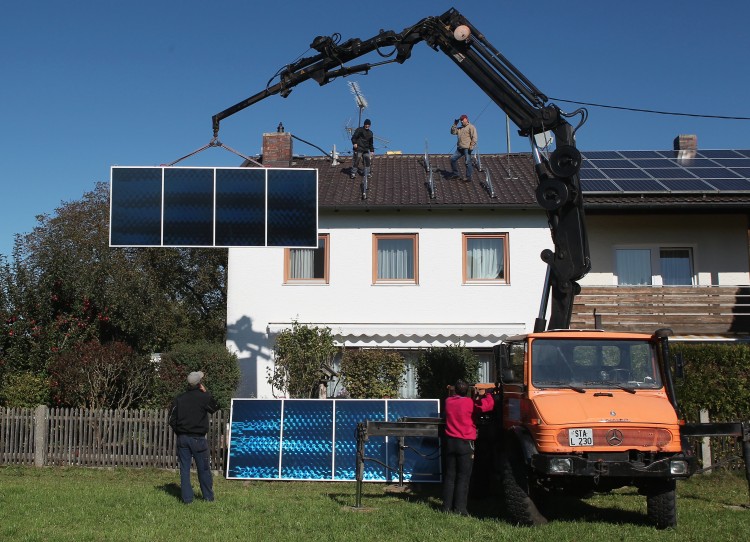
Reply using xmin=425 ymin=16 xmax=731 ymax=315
xmin=548 ymin=97 xmax=750 ymax=121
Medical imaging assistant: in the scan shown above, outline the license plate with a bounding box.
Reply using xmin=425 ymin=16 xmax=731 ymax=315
xmin=569 ymin=428 xmax=594 ymax=447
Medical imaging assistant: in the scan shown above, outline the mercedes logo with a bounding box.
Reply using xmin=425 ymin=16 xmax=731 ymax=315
xmin=606 ymin=429 xmax=624 ymax=446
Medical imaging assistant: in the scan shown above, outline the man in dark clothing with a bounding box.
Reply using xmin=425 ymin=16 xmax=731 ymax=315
xmin=350 ymin=118 xmax=374 ymax=179
xmin=441 ymin=379 xmax=494 ymax=515
xmin=169 ymin=371 xmax=220 ymax=503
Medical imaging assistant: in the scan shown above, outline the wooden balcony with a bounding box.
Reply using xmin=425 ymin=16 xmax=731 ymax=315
xmin=571 ymin=286 xmax=750 ymax=336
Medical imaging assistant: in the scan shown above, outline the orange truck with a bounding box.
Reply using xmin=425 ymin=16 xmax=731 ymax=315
xmin=484 ymin=328 xmax=696 ymax=528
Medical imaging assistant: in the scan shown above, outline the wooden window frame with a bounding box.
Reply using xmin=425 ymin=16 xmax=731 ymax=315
xmin=284 ymin=233 xmax=329 ymax=284
xmin=372 ymin=233 xmax=419 ymax=285
xmin=462 ymin=232 xmax=509 ymax=284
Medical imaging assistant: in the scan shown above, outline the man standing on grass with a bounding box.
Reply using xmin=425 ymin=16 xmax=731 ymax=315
xmin=169 ymin=371 xmax=220 ymax=504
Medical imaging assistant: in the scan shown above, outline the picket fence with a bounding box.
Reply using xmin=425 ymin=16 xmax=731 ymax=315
xmin=0 ymin=406 xmax=228 ymax=471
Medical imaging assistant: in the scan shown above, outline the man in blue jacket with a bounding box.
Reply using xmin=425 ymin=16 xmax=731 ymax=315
xmin=169 ymin=371 xmax=220 ymax=503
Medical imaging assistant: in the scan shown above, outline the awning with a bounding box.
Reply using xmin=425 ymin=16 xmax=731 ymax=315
xmin=266 ymin=322 xmax=527 ymax=348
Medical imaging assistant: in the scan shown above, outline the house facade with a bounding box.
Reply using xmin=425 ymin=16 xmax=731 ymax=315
xmin=227 ymin=131 xmax=750 ymax=398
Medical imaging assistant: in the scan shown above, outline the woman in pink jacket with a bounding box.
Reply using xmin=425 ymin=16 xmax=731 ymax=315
xmin=441 ymin=379 xmax=495 ymax=515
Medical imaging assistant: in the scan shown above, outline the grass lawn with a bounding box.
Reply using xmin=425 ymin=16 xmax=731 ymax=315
xmin=0 ymin=466 xmax=749 ymax=541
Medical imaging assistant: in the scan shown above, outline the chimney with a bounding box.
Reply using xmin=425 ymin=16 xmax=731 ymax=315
xmin=673 ymin=134 xmax=697 ymax=165
xmin=262 ymin=129 xmax=293 ymax=167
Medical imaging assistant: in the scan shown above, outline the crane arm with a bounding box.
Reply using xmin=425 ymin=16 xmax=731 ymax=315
xmin=212 ymin=7 xmax=591 ymax=330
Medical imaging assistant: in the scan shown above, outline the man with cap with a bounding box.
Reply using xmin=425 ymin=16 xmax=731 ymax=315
xmin=168 ymin=370 xmax=220 ymax=503
xmin=350 ymin=119 xmax=374 ymax=179
xmin=450 ymin=114 xmax=478 ymax=182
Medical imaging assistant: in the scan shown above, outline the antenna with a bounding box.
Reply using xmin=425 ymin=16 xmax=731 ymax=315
xmin=348 ymin=81 xmax=368 ymax=126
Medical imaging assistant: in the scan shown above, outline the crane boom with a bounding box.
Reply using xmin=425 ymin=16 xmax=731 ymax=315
xmin=212 ymin=7 xmax=591 ymax=330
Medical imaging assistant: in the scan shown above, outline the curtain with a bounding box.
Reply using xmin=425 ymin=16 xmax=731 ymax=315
xmin=616 ymin=249 xmax=652 ymax=285
xmin=289 ymin=248 xmax=314 ymax=279
xmin=377 ymin=238 xmax=414 ymax=279
xmin=660 ymin=248 xmax=693 ymax=285
xmin=466 ymin=238 xmax=502 ymax=279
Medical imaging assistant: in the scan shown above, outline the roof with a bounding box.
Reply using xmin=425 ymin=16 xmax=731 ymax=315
xmin=280 ymin=152 xmax=750 ymax=211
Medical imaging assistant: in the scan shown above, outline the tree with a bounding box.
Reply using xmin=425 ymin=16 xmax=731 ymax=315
xmin=268 ymin=321 xmax=339 ymax=398
xmin=0 ymin=182 xmax=228 ymax=402
xmin=415 ymin=344 xmax=480 ymax=399
xmin=48 ymin=340 xmax=154 ymax=409
xmin=340 ymin=349 xmax=405 ymax=398
xmin=152 ymin=341 xmax=240 ymax=409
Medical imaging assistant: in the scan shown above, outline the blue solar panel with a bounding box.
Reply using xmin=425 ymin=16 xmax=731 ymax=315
xmin=581 ymin=151 xmax=622 ymax=159
xmin=714 ymin=158 xmax=750 ymax=168
xmin=735 ymin=150 xmax=750 ymax=158
xmin=618 ymin=150 xmax=664 ymax=158
xmin=705 ymin=178 xmax=750 ymax=191
xmin=110 ymin=167 xmax=318 ymax=248
xmin=659 ymin=178 xmax=716 ymax=192
xmin=227 ymin=398 xmax=441 ymax=481
xmin=588 ymin=159 xmax=636 ymax=169
xmin=684 ymin=167 xmax=741 ymax=179
xmin=698 ymin=150 xmax=742 ymax=159
xmin=601 ymin=168 xmax=653 ymax=180
xmin=641 ymin=167 xmax=697 ymax=180
xmin=581 ymin=179 xmax=620 ymax=192
xmin=612 ymin=179 xmax=667 ymax=192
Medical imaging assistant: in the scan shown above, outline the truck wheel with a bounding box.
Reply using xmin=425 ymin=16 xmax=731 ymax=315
xmin=500 ymin=444 xmax=547 ymax=526
xmin=646 ymin=479 xmax=676 ymax=529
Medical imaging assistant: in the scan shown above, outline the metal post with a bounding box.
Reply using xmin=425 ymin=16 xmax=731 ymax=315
xmin=742 ymin=423 xmax=750 ymax=504
xmin=355 ymin=423 xmax=366 ymax=508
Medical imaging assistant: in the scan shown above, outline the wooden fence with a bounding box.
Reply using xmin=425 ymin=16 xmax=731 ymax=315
xmin=0 ymin=406 xmax=228 ymax=471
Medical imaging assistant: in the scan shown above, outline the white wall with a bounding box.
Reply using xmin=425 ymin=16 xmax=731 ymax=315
xmin=582 ymin=213 xmax=750 ymax=286
xmin=226 ymin=208 xmax=552 ymax=398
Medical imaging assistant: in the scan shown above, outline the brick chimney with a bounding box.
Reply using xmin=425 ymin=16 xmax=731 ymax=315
xmin=262 ymin=128 xmax=293 ymax=167
xmin=674 ymin=134 xmax=697 ymax=164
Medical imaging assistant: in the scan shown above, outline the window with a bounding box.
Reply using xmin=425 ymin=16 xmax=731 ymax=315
xmin=284 ymin=234 xmax=329 ymax=283
xmin=615 ymin=247 xmax=694 ymax=286
xmin=463 ymin=233 xmax=508 ymax=283
xmin=373 ymin=234 xmax=418 ymax=284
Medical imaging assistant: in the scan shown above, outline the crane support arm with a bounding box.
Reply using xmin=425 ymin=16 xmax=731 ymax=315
xmin=212 ymin=7 xmax=591 ymax=330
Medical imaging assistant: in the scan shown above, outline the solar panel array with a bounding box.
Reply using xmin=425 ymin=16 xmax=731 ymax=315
xmin=579 ymin=149 xmax=750 ymax=194
xmin=227 ymin=398 xmax=441 ymax=481
xmin=109 ymin=166 xmax=318 ymax=248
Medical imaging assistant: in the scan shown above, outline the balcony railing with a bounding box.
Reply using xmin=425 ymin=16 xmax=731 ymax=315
xmin=571 ymin=286 xmax=750 ymax=336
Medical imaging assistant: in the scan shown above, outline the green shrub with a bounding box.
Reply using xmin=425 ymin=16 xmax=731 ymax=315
xmin=415 ymin=344 xmax=479 ymax=399
xmin=340 ymin=349 xmax=405 ymax=398
xmin=268 ymin=321 xmax=338 ymax=398
xmin=672 ymin=342 xmax=750 ymax=423
xmin=0 ymin=371 xmax=50 ymax=407
xmin=153 ymin=341 xmax=240 ymax=409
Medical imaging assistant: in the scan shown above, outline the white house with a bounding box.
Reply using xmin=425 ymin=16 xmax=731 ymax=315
xmin=227 ymin=131 xmax=750 ymax=398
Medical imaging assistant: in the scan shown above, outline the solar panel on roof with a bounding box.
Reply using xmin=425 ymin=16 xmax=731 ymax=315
xmin=600 ymin=168 xmax=652 ymax=180
xmin=110 ymin=166 xmax=318 ymax=248
xmin=611 ymin=179 xmax=667 ymax=192
xmin=641 ymin=167 xmax=697 ymax=180
xmin=714 ymin=158 xmax=750 ymax=168
xmin=581 ymin=151 xmax=622 ymax=160
xmin=658 ymin=178 xmax=716 ymax=192
xmin=735 ymin=150 xmax=750 ymax=158
xmin=697 ymin=150 xmax=742 ymax=159
xmin=705 ymin=178 xmax=750 ymax=191
xmin=618 ymin=150 xmax=663 ymax=159
xmin=588 ymin=159 xmax=637 ymax=169
xmin=683 ymin=167 xmax=741 ymax=179
xmin=580 ymin=179 xmax=620 ymax=192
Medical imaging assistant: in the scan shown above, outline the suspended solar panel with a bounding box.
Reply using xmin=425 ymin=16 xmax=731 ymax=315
xmin=226 ymin=398 xmax=441 ymax=482
xmin=580 ymin=150 xmax=750 ymax=194
xmin=109 ymin=166 xmax=318 ymax=248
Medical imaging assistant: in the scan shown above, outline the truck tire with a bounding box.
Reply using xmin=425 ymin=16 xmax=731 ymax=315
xmin=500 ymin=443 xmax=547 ymax=526
xmin=646 ymin=479 xmax=676 ymax=529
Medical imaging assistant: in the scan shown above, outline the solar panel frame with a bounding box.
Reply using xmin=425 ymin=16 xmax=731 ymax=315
xmin=110 ymin=166 xmax=318 ymax=248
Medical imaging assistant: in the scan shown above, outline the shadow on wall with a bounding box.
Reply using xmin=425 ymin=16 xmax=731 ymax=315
xmin=227 ymin=315 xmax=271 ymax=398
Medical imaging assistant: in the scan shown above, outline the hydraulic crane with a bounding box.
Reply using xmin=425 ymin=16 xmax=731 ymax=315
xmin=212 ymin=7 xmax=591 ymax=330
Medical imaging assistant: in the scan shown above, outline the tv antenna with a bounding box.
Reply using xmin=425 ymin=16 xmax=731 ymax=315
xmin=348 ymin=81 xmax=368 ymax=126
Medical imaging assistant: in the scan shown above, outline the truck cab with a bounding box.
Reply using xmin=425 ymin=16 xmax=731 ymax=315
xmin=492 ymin=328 xmax=696 ymax=527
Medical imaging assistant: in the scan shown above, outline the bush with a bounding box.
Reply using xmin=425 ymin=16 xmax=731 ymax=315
xmin=153 ymin=341 xmax=240 ymax=409
xmin=415 ymin=344 xmax=480 ymax=399
xmin=48 ymin=340 xmax=154 ymax=409
xmin=0 ymin=371 xmax=50 ymax=407
xmin=672 ymin=342 xmax=750 ymax=422
xmin=268 ymin=321 xmax=338 ymax=398
xmin=340 ymin=349 xmax=405 ymax=398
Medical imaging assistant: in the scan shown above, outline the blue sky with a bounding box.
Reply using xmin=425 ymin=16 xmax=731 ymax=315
xmin=2 ymin=0 xmax=749 ymax=257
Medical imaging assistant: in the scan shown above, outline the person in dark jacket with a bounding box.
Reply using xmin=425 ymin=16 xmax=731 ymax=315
xmin=169 ymin=371 xmax=220 ymax=503
xmin=441 ymin=379 xmax=494 ymax=515
xmin=350 ymin=118 xmax=374 ymax=179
